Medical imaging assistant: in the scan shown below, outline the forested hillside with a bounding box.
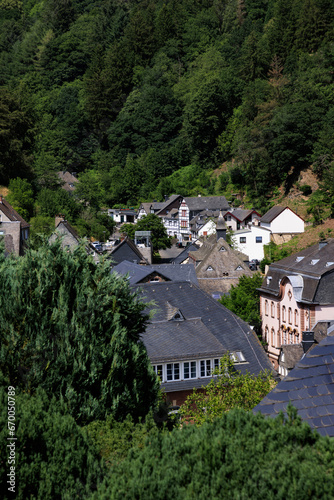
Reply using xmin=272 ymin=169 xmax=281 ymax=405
xmin=1 ymin=0 xmax=334 ymax=226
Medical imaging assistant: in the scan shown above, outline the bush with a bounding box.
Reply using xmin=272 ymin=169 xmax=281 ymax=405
xmin=92 ymin=407 xmax=334 ymax=499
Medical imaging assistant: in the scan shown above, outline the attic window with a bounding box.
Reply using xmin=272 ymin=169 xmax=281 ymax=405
xmin=235 ymin=265 xmax=243 ymax=271
xmin=311 ymin=259 xmax=319 ymax=265
xmin=267 ymin=276 xmax=272 ymax=285
xmin=206 ymin=266 xmax=214 ymax=271
xmin=219 ymin=246 xmax=226 ymax=251
xmin=230 ymin=351 xmax=246 ymax=363
xmin=296 ymin=256 xmax=304 ymax=262
xmin=171 ymin=311 xmax=184 ymax=321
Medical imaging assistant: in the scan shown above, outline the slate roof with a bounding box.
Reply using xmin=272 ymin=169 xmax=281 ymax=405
xmin=112 ymin=260 xmax=198 ymax=285
xmin=109 ymin=237 xmax=148 ymax=265
xmin=260 ymin=205 xmax=303 ymax=224
xmin=225 ymin=209 xmax=260 ymax=222
xmin=172 ymin=243 xmax=200 ymax=264
xmin=280 ymin=344 xmax=305 ymax=370
xmin=0 ymin=198 xmax=30 ymax=228
xmin=258 ymin=239 xmax=334 ymax=304
xmin=57 ymin=171 xmax=78 ymax=192
xmin=184 ymin=196 xmax=230 ymax=212
xmin=136 ymin=281 xmax=273 ymax=378
xmin=253 ymin=335 xmax=334 ymax=437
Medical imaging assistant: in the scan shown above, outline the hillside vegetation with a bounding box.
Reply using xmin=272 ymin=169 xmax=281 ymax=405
xmin=0 ymin=0 xmax=333 ymax=229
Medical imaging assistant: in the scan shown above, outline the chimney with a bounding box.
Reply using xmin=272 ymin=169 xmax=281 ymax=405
xmin=302 ymin=331 xmax=315 ymax=353
xmin=164 ymin=194 xmax=169 ymax=202
xmin=0 ymin=195 xmax=3 ymax=203
xmin=55 ymin=214 xmax=65 ymax=227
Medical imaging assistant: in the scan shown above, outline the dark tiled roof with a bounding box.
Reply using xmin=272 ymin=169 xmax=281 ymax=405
xmin=254 ymin=335 xmax=334 ymax=436
xmin=258 ymin=239 xmax=334 ymax=303
xmin=172 ymin=243 xmax=199 ymax=264
xmin=184 ymin=196 xmax=230 ymax=211
xmin=110 ymin=237 xmax=148 ymax=265
xmin=112 ymin=261 xmax=198 ymax=285
xmin=136 ymin=282 xmax=273 ymax=376
xmin=260 ymin=206 xmax=287 ymax=223
xmin=225 ymin=209 xmax=259 ymax=222
xmin=0 ymin=198 xmax=30 ymax=228
xmin=280 ymin=344 xmax=304 ymax=370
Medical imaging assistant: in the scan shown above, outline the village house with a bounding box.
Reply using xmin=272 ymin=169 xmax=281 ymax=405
xmin=136 ymin=281 xmax=274 ymax=406
xmin=112 ymin=260 xmax=198 ymax=286
xmin=107 ymin=208 xmax=137 ymax=225
xmin=0 ymin=196 xmax=29 ymax=255
xmin=258 ymin=238 xmax=334 ymax=369
xmin=260 ymin=205 xmax=305 ymax=244
xmin=234 ymin=224 xmax=272 ymax=261
xmin=57 ymin=171 xmax=78 ymax=192
xmin=224 ymin=208 xmax=261 ymax=231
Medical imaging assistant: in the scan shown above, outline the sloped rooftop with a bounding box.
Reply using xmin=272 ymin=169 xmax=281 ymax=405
xmin=254 ymin=335 xmax=334 ymax=437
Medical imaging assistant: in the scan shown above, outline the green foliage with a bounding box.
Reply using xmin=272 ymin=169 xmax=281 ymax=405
xmin=6 ymin=177 xmax=34 ymax=220
xmin=0 ymin=239 xmax=159 ymax=424
xmin=92 ymin=405 xmax=334 ymax=499
xmin=0 ymin=385 xmax=104 ymax=499
xmin=180 ymin=354 xmax=276 ymax=425
xmin=122 ymin=213 xmax=171 ymax=251
xmin=220 ymin=273 xmax=264 ymax=332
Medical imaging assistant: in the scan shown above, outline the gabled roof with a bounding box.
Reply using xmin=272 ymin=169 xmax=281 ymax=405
xmin=253 ymin=335 xmax=334 ymax=437
xmin=258 ymin=239 xmax=334 ymax=303
xmin=57 ymin=171 xmax=78 ymax=192
xmin=136 ymin=281 xmax=273 ymax=378
xmin=225 ymin=209 xmax=260 ymax=222
xmin=260 ymin=205 xmax=304 ymax=224
xmin=56 ymin=220 xmax=80 ymax=241
xmin=184 ymin=196 xmax=230 ymax=211
xmin=110 ymin=237 xmax=148 ymax=265
xmin=156 ymin=195 xmax=182 ymax=215
xmin=112 ymin=260 xmax=198 ymax=285
xmin=0 ymin=197 xmax=30 ymax=228
xmin=138 ymin=202 xmax=152 ymax=215
xmin=280 ymin=344 xmax=305 ymax=370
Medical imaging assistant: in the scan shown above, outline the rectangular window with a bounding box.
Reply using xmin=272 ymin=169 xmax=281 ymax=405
xmin=256 ymin=236 xmax=262 ymax=243
xmin=240 ymin=237 xmax=246 ymax=243
xmin=184 ymin=361 xmax=197 ymax=379
xmin=181 ymin=221 xmax=187 ymax=228
xmin=182 ymin=210 xmax=186 ymax=217
xmin=167 ymin=363 xmax=180 ymax=381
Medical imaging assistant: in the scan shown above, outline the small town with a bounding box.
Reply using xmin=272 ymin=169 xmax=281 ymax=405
xmin=1 ymin=0 xmax=334 ymax=498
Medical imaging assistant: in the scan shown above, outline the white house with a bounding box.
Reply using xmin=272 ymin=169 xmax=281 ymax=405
xmin=224 ymin=208 xmax=261 ymax=232
xmin=234 ymin=225 xmax=271 ymax=261
xmin=260 ymin=206 xmax=304 ymax=235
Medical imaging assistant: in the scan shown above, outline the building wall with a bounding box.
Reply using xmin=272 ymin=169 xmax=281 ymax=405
xmin=235 ymin=226 xmax=271 ymax=261
xmin=261 ymin=209 xmax=304 ymax=234
xmin=198 ymin=220 xmax=216 ymax=238
xmin=49 ymin=225 xmax=79 ymax=250
xmin=164 ymin=388 xmax=206 ymax=407
xmin=179 ymin=200 xmax=190 ymax=241
xmin=261 ymin=280 xmax=306 ymax=369
xmin=1 ymin=221 xmax=21 ymax=255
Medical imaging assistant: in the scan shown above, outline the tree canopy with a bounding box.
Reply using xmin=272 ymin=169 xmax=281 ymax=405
xmin=0 ymin=239 xmax=159 ymax=424
xmin=121 ymin=213 xmax=172 ymax=251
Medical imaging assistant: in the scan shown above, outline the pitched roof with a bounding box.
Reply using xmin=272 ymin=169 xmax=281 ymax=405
xmin=56 ymin=220 xmax=80 ymax=241
xmin=136 ymin=281 xmax=273 ymax=377
xmin=172 ymin=243 xmax=200 ymax=264
xmin=110 ymin=237 xmax=148 ymax=265
xmin=253 ymin=335 xmax=334 ymax=437
xmin=57 ymin=171 xmax=78 ymax=191
xmin=112 ymin=260 xmax=198 ymax=285
xmin=225 ymin=209 xmax=260 ymax=222
xmin=280 ymin=344 xmax=305 ymax=370
xmin=184 ymin=196 xmax=230 ymax=211
xmin=260 ymin=205 xmax=304 ymax=224
xmin=0 ymin=198 xmax=30 ymax=228
xmin=258 ymin=239 xmax=334 ymax=303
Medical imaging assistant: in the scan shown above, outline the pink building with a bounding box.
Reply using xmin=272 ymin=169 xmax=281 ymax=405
xmin=259 ymin=239 xmax=334 ymax=368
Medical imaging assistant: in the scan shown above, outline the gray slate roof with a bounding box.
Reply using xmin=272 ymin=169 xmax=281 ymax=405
xmin=136 ymin=281 xmax=273 ymax=377
xmin=253 ymin=335 xmax=334 ymax=437
xmin=260 ymin=205 xmax=287 ymax=223
xmin=258 ymin=239 xmax=334 ymax=304
xmin=0 ymin=198 xmax=30 ymax=228
xmin=112 ymin=260 xmax=198 ymax=285
xmin=184 ymin=196 xmax=230 ymax=211
xmin=172 ymin=243 xmax=200 ymax=264
xmin=109 ymin=237 xmax=148 ymax=265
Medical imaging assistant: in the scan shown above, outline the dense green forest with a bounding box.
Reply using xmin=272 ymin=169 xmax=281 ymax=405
xmin=1 ymin=0 xmax=334 ymax=235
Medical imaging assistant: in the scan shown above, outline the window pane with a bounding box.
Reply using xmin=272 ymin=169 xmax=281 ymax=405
xmin=214 ymin=359 xmax=219 ymax=370
xmin=167 ymin=364 xmax=172 ymax=381
xmin=201 ymin=360 xmax=205 ymax=377
xmin=174 ymin=363 xmax=180 ymax=380
xmin=184 ymin=362 xmax=190 ymax=379
xmin=206 ymin=359 xmax=211 ymax=376
xmin=191 ymin=361 xmax=196 ymax=378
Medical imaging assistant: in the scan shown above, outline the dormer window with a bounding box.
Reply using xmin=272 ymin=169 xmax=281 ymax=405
xmin=296 ymin=256 xmax=304 ymax=262
xmin=171 ymin=310 xmax=184 ymax=321
xmin=311 ymin=259 xmax=319 ymax=265
xmin=326 ymin=262 xmax=334 ymax=267
xmin=206 ymin=265 xmax=214 ymax=271
xmin=266 ymin=276 xmax=272 ymax=285
xmin=235 ymin=265 xmax=243 ymax=271
xmin=219 ymin=246 xmax=226 ymax=251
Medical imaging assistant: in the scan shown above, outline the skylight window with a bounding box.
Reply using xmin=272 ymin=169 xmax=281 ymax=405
xmin=230 ymin=351 xmax=246 ymax=363
xmin=207 ymin=265 xmax=214 ymax=271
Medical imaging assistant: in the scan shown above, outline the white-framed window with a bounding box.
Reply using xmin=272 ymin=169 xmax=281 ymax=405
xmin=153 ymin=365 xmax=163 ymax=381
xmin=166 ymin=363 xmax=180 ymax=381
xmin=184 ymin=361 xmax=197 ymax=379
xmin=240 ymin=237 xmax=246 ymax=243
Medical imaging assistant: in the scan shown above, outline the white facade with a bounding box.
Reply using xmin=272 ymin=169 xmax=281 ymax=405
xmin=198 ymin=219 xmax=216 ymax=238
xmin=261 ymin=208 xmax=304 ymax=234
xmin=235 ymin=225 xmax=271 ymax=261
xmin=179 ymin=200 xmax=190 ymax=241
